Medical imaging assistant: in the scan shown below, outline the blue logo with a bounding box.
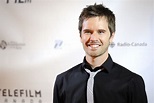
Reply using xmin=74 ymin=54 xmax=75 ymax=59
xmin=54 ymin=40 xmax=63 ymax=49
xmin=110 ymin=42 xmax=115 ymax=48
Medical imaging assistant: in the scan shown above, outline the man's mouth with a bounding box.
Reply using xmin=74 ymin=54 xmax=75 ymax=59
xmin=87 ymin=44 xmax=101 ymax=49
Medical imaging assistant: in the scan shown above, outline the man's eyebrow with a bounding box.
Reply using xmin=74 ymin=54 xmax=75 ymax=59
xmin=83 ymin=29 xmax=92 ymax=32
xmin=98 ymin=29 xmax=106 ymax=32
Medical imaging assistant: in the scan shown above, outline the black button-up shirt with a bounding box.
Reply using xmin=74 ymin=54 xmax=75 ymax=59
xmin=53 ymin=55 xmax=147 ymax=103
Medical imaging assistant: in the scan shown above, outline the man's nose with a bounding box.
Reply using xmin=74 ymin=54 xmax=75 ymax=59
xmin=90 ymin=32 xmax=98 ymax=40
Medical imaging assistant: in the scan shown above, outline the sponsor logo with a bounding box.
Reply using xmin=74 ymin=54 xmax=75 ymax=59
xmin=54 ymin=40 xmax=63 ymax=49
xmin=0 ymin=40 xmax=7 ymax=50
xmin=0 ymin=40 xmax=26 ymax=50
xmin=110 ymin=42 xmax=148 ymax=48
xmin=110 ymin=42 xmax=116 ymax=48
xmin=6 ymin=0 xmax=32 ymax=4
xmin=0 ymin=88 xmax=42 ymax=103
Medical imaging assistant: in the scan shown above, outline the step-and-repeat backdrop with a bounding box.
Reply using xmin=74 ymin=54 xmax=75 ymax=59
xmin=0 ymin=0 xmax=153 ymax=103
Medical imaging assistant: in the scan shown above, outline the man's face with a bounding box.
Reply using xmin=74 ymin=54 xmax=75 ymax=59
xmin=80 ymin=16 xmax=114 ymax=58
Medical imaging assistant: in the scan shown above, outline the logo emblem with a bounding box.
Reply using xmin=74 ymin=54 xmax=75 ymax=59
xmin=0 ymin=40 xmax=7 ymax=50
xmin=110 ymin=42 xmax=115 ymax=48
xmin=54 ymin=40 xmax=63 ymax=49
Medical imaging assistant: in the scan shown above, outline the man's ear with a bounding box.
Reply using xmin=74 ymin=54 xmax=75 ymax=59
xmin=80 ymin=34 xmax=82 ymax=43
xmin=80 ymin=37 xmax=82 ymax=43
xmin=109 ymin=32 xmax=115 ymax=44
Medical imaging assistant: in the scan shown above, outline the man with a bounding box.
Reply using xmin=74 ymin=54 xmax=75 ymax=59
xmin=53 ymin=3 xmax=147 ymax=103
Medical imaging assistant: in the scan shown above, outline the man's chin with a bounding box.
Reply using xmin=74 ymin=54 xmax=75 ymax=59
xmin=87 ymin=52 xmax=101 ymax=57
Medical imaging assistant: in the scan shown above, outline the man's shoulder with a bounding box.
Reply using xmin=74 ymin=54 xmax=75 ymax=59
xmin=113 ymin=62 xmax=146 ymax=88
xmin=56 ymin=63 xmax=83 ymax=79
xmin=113 ymin=62 xmax=142 ymax=78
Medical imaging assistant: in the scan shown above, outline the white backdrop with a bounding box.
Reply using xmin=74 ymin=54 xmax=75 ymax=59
xmin=0 ymin=0 xmax=153 ymax=103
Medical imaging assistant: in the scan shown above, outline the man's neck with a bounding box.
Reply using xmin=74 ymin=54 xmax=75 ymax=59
xmin=86 ymin=53 xmax=109 ymax=69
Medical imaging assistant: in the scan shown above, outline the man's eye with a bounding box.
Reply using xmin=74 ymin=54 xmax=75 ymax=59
xmin=84 ymin=31 xmax=91 ymax=34
xmin=98 ymin=30 xmax=105 ymax=34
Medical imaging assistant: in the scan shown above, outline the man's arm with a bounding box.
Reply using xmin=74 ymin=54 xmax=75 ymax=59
xmin=128 ymin=75 xmax=148 ymax=103
xmin=53 ymin=76 xmax=63 ymax=103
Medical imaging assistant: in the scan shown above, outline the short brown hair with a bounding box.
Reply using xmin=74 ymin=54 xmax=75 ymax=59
xmin=78 ymin=3 xmax=116 ymax=35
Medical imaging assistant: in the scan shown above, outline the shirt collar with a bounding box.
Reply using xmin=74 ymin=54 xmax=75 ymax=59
xmin=82 ymin=54 xmax=113 ymax=73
